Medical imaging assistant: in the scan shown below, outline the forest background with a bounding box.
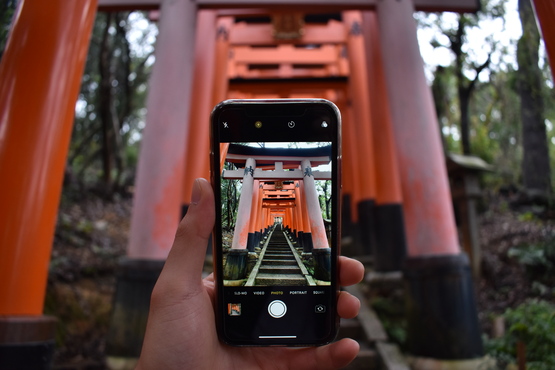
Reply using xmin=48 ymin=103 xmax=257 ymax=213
xmin=1 ymin=0 xmax=555 ymax=368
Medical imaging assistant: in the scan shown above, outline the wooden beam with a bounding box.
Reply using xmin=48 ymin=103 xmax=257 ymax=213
xmin=223 ymin=168 xmax=331 ymax=180
xmin=98 ymin=0 xmax=479 ymax=13
xmin=197 ymin=0 xmax=479 ymax=12
xmin=98 ymin=0 xmax=159 ymax=11
xmin=230 ymin=20 xmax=346 ymax=45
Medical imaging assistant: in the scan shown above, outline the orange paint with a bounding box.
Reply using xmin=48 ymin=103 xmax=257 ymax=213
xmin=362 ymin=11 xmax=403 ymax=205
xmin=343 ymin=11 xmax=377 ymax=202
xmin=127 ymin=0 xmax=197 ymax=259
xmin=182 ymin=10 xmax=217 ymax=204
xmin=0 ymin=0 xmax=97 ymax=315
xmin=376 ymin=1 xmax=459 ymax=256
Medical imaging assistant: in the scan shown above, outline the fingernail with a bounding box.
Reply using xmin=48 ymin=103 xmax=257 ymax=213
xmin=191 ymin=179 xmax=202 ymax=205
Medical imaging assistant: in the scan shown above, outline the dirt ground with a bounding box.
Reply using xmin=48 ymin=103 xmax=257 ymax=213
xmin=45 ymin=191 xmax=555 ymax=369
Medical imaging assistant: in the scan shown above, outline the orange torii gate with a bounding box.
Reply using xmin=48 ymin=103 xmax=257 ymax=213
xmin=4 ymin=0 xmax=555 ymax=367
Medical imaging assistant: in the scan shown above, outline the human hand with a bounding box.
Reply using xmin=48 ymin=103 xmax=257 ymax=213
xmin=137 ymin=178 xmax=365 ymax=370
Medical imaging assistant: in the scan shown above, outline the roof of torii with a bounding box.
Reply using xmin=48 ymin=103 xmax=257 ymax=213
xmin=98 ymin=0 xmax=480 ymax=13
xmin=223 ymin=144 xmax=332 ymax=180
xmin=225 ymin=143 xmax=331 ymax=167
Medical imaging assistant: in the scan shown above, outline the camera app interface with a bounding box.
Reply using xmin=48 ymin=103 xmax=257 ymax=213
xmin=218 ymin=136 xmax=336 ymax=343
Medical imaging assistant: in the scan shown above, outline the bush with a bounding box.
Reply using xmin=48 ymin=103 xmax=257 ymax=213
xmin=485 ymin=299 xmax=555 ymax=369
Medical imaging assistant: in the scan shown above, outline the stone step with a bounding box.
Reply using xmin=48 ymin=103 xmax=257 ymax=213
xmin=259 ymin=265 xmax=302 ymax=274
xmin=267 ymin=244 xmax=290 ymax=248
xmin=261 ymin=258 xmax=296 ymax=265
xmin=264 ymin=251 xmax=293 ymax=256
xmin=255 ymin=273 xmax=307 ymax=286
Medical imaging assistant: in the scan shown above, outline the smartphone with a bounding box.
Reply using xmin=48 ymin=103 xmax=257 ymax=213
xmin=210 ymin=99 xmax=341 ymax=346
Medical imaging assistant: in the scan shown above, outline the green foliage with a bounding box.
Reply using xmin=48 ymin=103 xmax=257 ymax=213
xmin=68 ymin=11 xmax=156 ymax=194
xmin=508 ymin=236 xmax=555 ymax=301
xmin=316 ymin=180 xmax=332 ymax=220
xmin=371 ymin=296 xmax=407 ymax=348
xmin=509 ymin=243 xmax=548 ymax=267
xmin=221 ymin=162 xmax=241 ymax=231
xmin=484 ymin=300 xmax=555 ymax=369
xmin=0 ymin=0 xmax=16 ymax=59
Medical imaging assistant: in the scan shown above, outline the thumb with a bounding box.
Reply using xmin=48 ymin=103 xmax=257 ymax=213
xmin=158 ymin=178 xmax=215 ymax=295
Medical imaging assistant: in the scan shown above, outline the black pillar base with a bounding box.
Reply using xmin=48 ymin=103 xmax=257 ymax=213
xmin=0 ymin=316 xmax=57 ymax=370
xmin=254 ymin=231 xmax=262 ymax=249
xmin=106 ymin=258 xmax=164 ymax=358
xmin=357 ymin=199 xmax=376 ymax=256
xmin=312 ymin=247 xmax=332 ymax=281
xmin=302 ymin=232 xmax=314 ymax=253
xmin=403 ymin=254 xmax=483 ymax=359
xmin=341 ymin=193 xmax=354 ymax=240
xmin=297 ymin=231 xmax=304 ymax=250
xmin=374 ymin=203 xmax=407 ymax=272
xmin=247 ymin=233 xmax=255 ymax=252
xmin=223 ymin=249 xmax=248 ymax=280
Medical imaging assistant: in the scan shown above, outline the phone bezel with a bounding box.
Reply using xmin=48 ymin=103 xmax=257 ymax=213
xmin=210 ymin=99 xmax=342 ymax=346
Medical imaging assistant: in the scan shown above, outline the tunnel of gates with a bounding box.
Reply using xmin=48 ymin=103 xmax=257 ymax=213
xmin=220 ymin=144 xmax=334 ymax=285
xmin=1 ymin=0 xmax=555 ymax=368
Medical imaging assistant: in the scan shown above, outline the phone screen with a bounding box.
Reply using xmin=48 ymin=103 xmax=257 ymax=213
xmin=210 ymin=99 xmax=341 ymax=346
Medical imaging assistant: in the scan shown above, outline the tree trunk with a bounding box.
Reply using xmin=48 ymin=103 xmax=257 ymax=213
xmin=518 ymin=0 xmax=551 ymax=199
xmin=459 ymin=85 xmax=472 ymax=155
xmin=99 ymin=13 xmax=114 ymax=196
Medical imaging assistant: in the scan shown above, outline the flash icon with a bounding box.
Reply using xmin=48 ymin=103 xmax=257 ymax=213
xmin=223 ymin=122 xmax=228 ymax=128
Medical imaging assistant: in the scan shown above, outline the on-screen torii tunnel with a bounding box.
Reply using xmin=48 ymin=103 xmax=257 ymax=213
xmin=221 ymin=144 xmax=333 ymax=285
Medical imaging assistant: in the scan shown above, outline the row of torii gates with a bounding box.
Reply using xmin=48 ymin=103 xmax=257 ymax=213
xmin=1 ymin=0 xmax=555 ymax=368
xmin=221 ymin=144 xmax=334 ymax=283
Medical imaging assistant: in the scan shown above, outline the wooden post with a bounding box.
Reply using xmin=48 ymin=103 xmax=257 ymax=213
xmin=127 ymin=0 xmax=197 ymax=260
xmin=344 ymin=11 xmax=378 ymax=257
xmin=107 ymin=0 xmax=198 ymax=361
xmin=301 ymin=159 xmax=331 ymax=282
xmin=0 ymin=0 xmax=97 ymax=367
xmin=247 ymin=180 xmax=261 ymax=251
xmin=532 ymin=0 xmax=555 ymax=71
xmin=362 ymin=11 xmax=407 ymax=271
xmin=377 ymin=0 xmax=483 ymax=361
xmin=182 ymin=9 xmax=217 ymax=211
xmin=231 ymin=158 xmax=256 ymax=250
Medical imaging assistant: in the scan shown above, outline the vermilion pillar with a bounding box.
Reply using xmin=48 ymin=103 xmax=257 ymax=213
xmin=127 ymin=0 xmax=197 ymax=260
xmin=301 ymin=160 xmax=329 ymax=250
xmin=107 ymin=0 xmax=198 ymax=361
xmin=182 ymin=10 xmax=217 ymax=212
xmin=344 ymin=11 xmax=378 ymax=257
xmin=0 ymin=0 xmax=97 ymax=367
xmin=212 ymin=16 xmax=233 ymax=104
xmin=362 ymin=11 xmax=407 ymax=272
xmin=231 ymin=158 xmax=256 ymax=250
xmin=377 ymin=0 xmax=483 ymax=362
xmin=532 ymin=0 xmax=555 ymax=70
xmin=247 ymin=179 xmax=261 ymax=252
xmin=340 ymin=104 xmax=363 ymax=255
xmin=224 ymin=158 xmax=256 ymax=280
xmin=301 ymin=160 xmax=331 ymax=282
xmin=298 ymin=180 xmax=313 ymax=252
